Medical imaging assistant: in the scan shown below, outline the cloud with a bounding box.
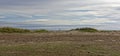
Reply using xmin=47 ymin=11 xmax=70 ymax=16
xmin=0 ymin=16 xmax=5 ymax=18
xmin=81 ymin=18 xmax=116 ymax=23
xmin=25 ymin=19 xmax=49 ymax=22
xmin=22 ymin=18 xmax=116 ymax=25
xmin=0 ymin=0 xmax=120 ymax=30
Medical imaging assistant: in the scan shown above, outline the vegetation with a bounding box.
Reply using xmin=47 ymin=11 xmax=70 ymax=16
xmin=0 ymin=27 xmax=120 ymax=56
xmin=0 ymin=27 xmax=100 ymax=33
xmin=0 ymin=42 xmax=117 ymax=56
xmin=0 ymin=27 xmax=31 ymax=33
xmin=71 ymin=28 xmax=99 ymax=32
xmin=0 ymin=27 xmax=48 ymax=33
xmin=33 ymin=29 xmax=48 ymax=33
xmin=1 ymin=27 xmax=119 ymax=33
xmin=0 ymin=32 xmax=120 ymax=56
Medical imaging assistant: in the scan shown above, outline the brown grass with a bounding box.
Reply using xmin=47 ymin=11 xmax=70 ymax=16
xmin=0 ymin=31 xmax=120 ymax=56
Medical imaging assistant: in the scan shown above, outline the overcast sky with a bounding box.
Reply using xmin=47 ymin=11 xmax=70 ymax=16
xmin=0 ymin=0 xmax=120 ymax=30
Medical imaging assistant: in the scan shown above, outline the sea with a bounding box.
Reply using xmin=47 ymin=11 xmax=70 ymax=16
xmin=0 ymin=22 xmax=118 ymax=31
xmin=4 ymin=24 xmax=101 ymax=31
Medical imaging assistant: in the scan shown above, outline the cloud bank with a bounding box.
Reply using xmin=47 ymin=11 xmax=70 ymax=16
xmin=0 ymin=0 xmax=120 ymax=30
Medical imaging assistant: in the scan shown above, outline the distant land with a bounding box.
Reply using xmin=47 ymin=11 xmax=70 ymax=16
xmin=0 ymin=21 xmax=119 ymax=31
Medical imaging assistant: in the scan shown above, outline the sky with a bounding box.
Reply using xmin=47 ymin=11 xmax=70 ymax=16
xmin=0 ymin=0 xmax=120 ymax=30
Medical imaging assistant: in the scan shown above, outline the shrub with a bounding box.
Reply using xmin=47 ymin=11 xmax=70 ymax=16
xmin=0 ymin=27 xmax=31 ymax=33
xmin=34 ymin=29 xmax=48 ymax=33
xmin=72 ymin=27 xmax=98 ymax=32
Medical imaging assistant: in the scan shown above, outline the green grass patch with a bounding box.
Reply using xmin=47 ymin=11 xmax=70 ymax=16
xmin=33 ymin=29 xmax=48 ymax=33
xmin=0 ymin=27 xmax=49 ymax=33
xmin=0 ymin=42 xmax=120 ymax=56
xmin=0 ymin=27 xmax=31 ymax=33
xmin=71 ymin=28 xmax=99 ymax=32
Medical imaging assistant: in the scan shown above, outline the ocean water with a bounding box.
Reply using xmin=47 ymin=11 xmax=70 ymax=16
xmin=0 ymin=23 xmax=118 ymax=30
xmin=13 ymin=25 xmax=100 ymax=30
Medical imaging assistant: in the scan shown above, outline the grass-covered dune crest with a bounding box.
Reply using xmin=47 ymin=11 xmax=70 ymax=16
xmin=0 ymin=27 xmax=119 ymax=33
xmin=0 ymin=27 xmax=31 ymax=33
xmin=0 ymin=27 xmax=49 ymax=33
xmin=71 ymin=27 xmax=99 ymax=32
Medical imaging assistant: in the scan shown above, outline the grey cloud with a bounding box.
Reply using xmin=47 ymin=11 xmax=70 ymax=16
xmin=0 ymin=0 xmax=120 ymax=30
xmin=64 ymin=10 xmax=97 ymax=12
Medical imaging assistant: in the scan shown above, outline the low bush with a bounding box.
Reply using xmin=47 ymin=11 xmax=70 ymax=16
xmin=71 ymin=28 xmax=98 ymax=32
xmin=33 ymin=29 xmax=48 ymax=33
xmin=0 ymin=27 xmax=31 ymax=33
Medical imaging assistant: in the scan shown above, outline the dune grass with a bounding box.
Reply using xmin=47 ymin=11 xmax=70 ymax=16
xmin=0 ymin=32 xmax=120 ymax=56
xmin=0 ymin=27 xmax=48 ymax=33
xmin=0 ymin=27 xmax=31 ymax=33
xmin=0 ymin=27 xmax=117 ymax=33
xmin=33 ymin=29 xmax=49 ymax=33
xmin=0 ymin=27 xmax=120 ymax=56
xmin=0 ymin=42 xmax=120 ymax=56
xmin=71 ymin=28 xmax=99 ymax=32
